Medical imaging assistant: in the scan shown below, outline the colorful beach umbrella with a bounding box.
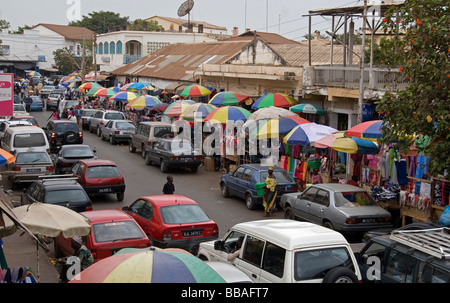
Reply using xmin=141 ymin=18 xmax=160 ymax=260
xmin=126 ymin=95 xmax=162 ymax=110
xmin=70 ymin=248 xmax=226 ymax=283
xmin=94 ymin=88 xmax=117 ymax=98
xmin=86 ymin=87 xmax=102 ymax=97
xmin=251 ymin=93 xmax=297 ymax=110
xmin=208 ymin=91 xmax=250 ymax=107
xmin=78 ymin=82 xmax=103 ymax=91
xmin=180 ymin=103 xmax=216 ymax=121
xmin=180 ymin=85 xmax=212 ymax=97
xmin=0 ymin=148 xmax=15 ymax=165
xmin=26 ymin=71 xmax=42 ymax=77
xmin=331 ymin=137 xmax=380 ymax=154
xmin=257 ymin=116 xmax=311 ymax=139
xmin=163 ymin=100 xmax=196 ymax=117
xmin=345 ymin=120 xmax=384 ymax=141
xmin=283 ymin=123 xmax=338 ymax=146
xmin=290 ymin=103 xmax=326 ymax=114
xmin=314 ymin=132 xmax=345 ymax=149
xmin=204 ymin=106 xmax=251 ymax=123
xmin=110 ymin=91 xmax=139 ymax=102
xmin=85 ymin=71 xmax=101 ymax=80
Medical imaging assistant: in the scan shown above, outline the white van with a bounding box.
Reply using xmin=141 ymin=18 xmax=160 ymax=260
xmin=197 ymin=219 xmax=362 ymax=283
xmin=1 ymin=126 xmax=50 ymax=154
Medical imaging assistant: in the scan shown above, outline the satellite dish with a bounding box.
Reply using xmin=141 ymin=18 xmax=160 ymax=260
xmin=178 ymin=0 xmax=194 ymax=17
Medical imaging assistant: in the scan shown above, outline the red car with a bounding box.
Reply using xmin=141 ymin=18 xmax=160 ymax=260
xmin=9 ymin=115 xmax=39 ymax=127
xmin=71 ymin=159 xmax=125 ymax=201
xmin=54 ymin=209 xmax=150 ymax=261
xmin=122 ymin=195 xmax=219 ymax=255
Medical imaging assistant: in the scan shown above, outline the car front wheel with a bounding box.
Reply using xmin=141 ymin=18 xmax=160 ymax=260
xmin=220 ymin=183 xmax=230 ymax=198
xmin=116 ymin=192 xmax=124 ymax=202
xmin=284 ymin=206 xmax=294 ymax=219
xmin=129 ymin=143 xmax=136 ymax=153
xmin=160 ymin=160 xmax=168 ymax=173
xmin=245 ymin=194 xmax=257 ymax=210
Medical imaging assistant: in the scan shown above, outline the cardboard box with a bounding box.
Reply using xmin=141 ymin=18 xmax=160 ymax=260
xmin=204 ymin=157 xmax=214 ymax=171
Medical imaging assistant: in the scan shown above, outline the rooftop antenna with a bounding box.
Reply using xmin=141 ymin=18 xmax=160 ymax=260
xmin=178 ymin=0 xmax=195 ymax=32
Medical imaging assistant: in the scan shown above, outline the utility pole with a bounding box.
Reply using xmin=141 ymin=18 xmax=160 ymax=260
xmin=357 ymin=0 xmax=368 ymax=124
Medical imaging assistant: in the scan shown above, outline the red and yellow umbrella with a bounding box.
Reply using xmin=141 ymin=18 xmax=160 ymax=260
xmin=180 ymin=85 xmax=212 ymax=97
xmin=204 ymin=106 xmax=251 ymax=123
xmin=78 ymin=82 xmax=103 ymax=91
xmin=126 ymin=95 xmax=162 ymax=110
xmin=252 ymin=93 xmax=297 ymax=110
xmin=94 ymin=88 xmax=117 ymax=98
xmin=163 ymin=100 xmax=196 ymax=117
xmin=110 ymin=91 xmax=139 ymax=102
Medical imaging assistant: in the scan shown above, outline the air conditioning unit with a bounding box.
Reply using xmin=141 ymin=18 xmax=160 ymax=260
xmin=284 ymin=72 xmax=296 ymax=80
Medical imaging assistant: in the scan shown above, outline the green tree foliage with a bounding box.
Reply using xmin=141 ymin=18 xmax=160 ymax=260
xmin=53 ymin=47 xmax=93 ymax=76
xmin=376 ymin=0 xmax=449 ymax=178
xmin=69 ymin=11 xmax=129 ymax=34
xmin=129 ymin=19 xmax=163 ymax=31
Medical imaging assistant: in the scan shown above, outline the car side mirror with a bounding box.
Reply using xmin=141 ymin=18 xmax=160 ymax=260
xmin=297 ymin=194 xmax=303 ymax=199
xmin=214 ymin=240 xmax=224 ymax=251
xmin=121 ymin=206 xmax=129 ymax=211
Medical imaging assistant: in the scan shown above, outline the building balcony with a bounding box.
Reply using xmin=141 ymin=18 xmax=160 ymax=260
xmin=123 ymin=54 xmax=142 ymax=64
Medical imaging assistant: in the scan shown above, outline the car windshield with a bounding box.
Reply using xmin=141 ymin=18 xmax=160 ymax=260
xmin=294 ymin=247 xmax=353 ymax=281
xmin=92 ymin=221 xmax=146 ymax=243
xmin=160 ymin=204 xmax=210 ymax=224
xmin=13 ymin=133 xmax=46 ymax=148
xmin=81 ymin=110 xmax=96 ymax=117
xmin=14 ymin=105 xmax=26 ymax=111
xmin=49 ymin=94 xmax=61 ymax=98
xmin=115 ymin=121 xmax=135 ymax=129
xmin=260 ymin=170 xmax=294 ymax=183
xmin=54 ymin=122 xmax=79 ymax=132
xmin=104 ymin=113 xmax=124 ymax=120
xmin=15 ymin=152 xmax=50 ymax=163
xmin=62 ymin=147 xmax=94 ymax=158
xmin=86 ymin=165 xmax=121 ymax=178
xmin=166 ymin=140 xmax=192 ymax=154
xmin=46 ymin=189 xmax=89 ymax=203
xmin=334 ymin=191 xmax=378 ymax=207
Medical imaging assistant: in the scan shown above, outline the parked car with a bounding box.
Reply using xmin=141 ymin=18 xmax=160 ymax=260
xmin=52 ymin=144 xmax=97 ymax=174
xmin=39 ymin=85 xmax=55 ymax=99
xmin=100 ymin=120 xmax=136 ymax=145
xmin=71 ymin=159 xmax=125 ymax=201
xmin=9 ymin=115 xmax=39 ymax=127
xmin=23 ymin=176 xmax=93 ymax=213
xmin=205 ymin=261 xmax=253 ymax=283
xmin=13 ymin=103 xmax=28 ymax=116
xmin=129 ymin=121 xmax=174 ymax=158
xmin=121 ymin=195 xmax=219 ymax=254
xmin=54 ymin=209 xmax=151 ymax=261
xmin=46 ymin=91 xmax=64 ymax=110
xmin=355 ymin=227 xmax=450 ymax=283
xmin=197 ymin=219 xmax=362 ymax=283
xmin=23 ymin=96 xmax=43 ymax=112
xmin=0 ymin=120 xmax=32 ymax=140
xmin=1 ymin=126 xmax=49 ymax=154
xmin=144 ymin=138 xmax=202 ymax=173
xmin=29 ymin=100 xmax=44 ymax=112
xmin=80 ymin=109 xmax=98 ymax=130
xmin=89 ymin=110 xmax=126 ymax=136
xmin=7 ymin=151 xmax=54 ymax=184
xmin=43 ymin=120 xmax=83 ymax=153
xmin=280 ymin=183 xmax=392 ymax=233
xmin=220 ymin=164 xmax=298 ymax=210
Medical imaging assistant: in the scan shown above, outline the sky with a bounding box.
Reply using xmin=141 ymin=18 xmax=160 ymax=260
xmin=0 ymin=0 xmax=371 ymax=41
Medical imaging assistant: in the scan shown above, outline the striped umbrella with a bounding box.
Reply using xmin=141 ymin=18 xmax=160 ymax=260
xmin=86 ymin=87 xmax=102 ymax=97
xmin=0 ymin=148 xmax=15 ymax=165
xmin=283 ymin=123 xmax=338 ymax=146
xmin=78 ymin=82 xmax=103 ymax=91
xmin=26 ymin=71 xmax=42 ymax=77
xmin=290 ymin=103 xmax=326 ymax=114
xmin=85 ymin=71 xmax=101 ymax=80
xmin=163 ymin=100 xmax=196 ymax=117
xmin=251 ymin=93 xmax=297 ymax=110
xmin=208 ymin=91 xmax=250 ymax=107
xmin=257 ymin=116 xmax=311 ymax=139
xmin=70 ymin=248 xmax=226 ymax=283
xmin=180 ymin=103 xmax=216 ymax=121
xmin=110 ymin=91 xmax=139 ymax=102
xmin=180 ymin=85 xmax=212 ymax=97
xmin=345 ymin=120 xmax=384 ymax=141
xmin=94 ymin=88 xmax=117 ymax=98
xmin=204 ymin=106 xmax=251 ymax=123
xmin=126 ymin=95 xmax=162 ymax=110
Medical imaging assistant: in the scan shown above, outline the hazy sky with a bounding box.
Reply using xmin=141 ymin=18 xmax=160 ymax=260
xmin=1 ymin=0 xmax=368 ymax=41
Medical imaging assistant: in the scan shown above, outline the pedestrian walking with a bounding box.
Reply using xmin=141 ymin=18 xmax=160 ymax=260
xmin=263 ymin=166 xmax=277 ymax=216
xmin=48 ymin=109 xmax=59 ymax=120
xmin=74 ymin=105 xmax=82 ymax=129
xmin=163 ymin=176 xmax=175 ymax=194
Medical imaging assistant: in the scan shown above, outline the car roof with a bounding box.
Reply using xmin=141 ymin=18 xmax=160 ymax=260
xmin=7 ymin=126 xmax=43 ymax=133
xmin=238 ymin=164 xmax=288 ymax=172
xmin=138 ymin=121 xmax=172 ymax=127
xmin=310 ymin=183 xmax=367 ymax=192
xmin=81 ymin=209 xmax=133 ymax=223
xmin=141 ymin=194 xmax=198 ymax=207
xmin=232 ymin=219 xmax=349 ymax=250
xmin=79 ymin=159 xmax=116 ymax=166
xmin=38 ymin=179 xmax=84 ymax=190
xmin=51 ymin=120 xmax=78 ymax=124
xmin=60 ymin=144 xmax=92 ymax=150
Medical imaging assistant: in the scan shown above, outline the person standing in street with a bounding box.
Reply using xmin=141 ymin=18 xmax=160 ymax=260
xmin=74 ymin=105 xmax=82 ymax=129
xmin=263 ymin=166 xmax=277 ymax=216
xmin=163 ymin=176 xmax=175 ymax=194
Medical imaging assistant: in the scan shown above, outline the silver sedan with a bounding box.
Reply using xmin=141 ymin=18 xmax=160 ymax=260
xmin=280 ymin=183 xmax=392 ymax=233
xmin=100 ymin=120 xmax=136 ymax=145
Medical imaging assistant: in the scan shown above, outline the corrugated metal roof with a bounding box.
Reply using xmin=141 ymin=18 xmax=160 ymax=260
xmin=112 ymin=41 xmax=250 ymax=81
xmin=31 ymin=23 xmax=95 ymax=40
xmin=225 ymin=31 xmax=300 ymax=45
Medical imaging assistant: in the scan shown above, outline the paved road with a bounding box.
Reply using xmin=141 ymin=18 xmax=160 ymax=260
xmin=31 ymin=110 xmax=278 ymax=237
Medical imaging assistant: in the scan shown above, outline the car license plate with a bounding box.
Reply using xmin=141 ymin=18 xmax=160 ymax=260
xmin=99 ymin=188 xmax=112 ymax=193
xmin=362 ymin=218 xmax=376 ymax=223
xmin=26 ymin=168 xmax=41 ymax=172
xmin=182 ymin=229 xmax=202 ymax=237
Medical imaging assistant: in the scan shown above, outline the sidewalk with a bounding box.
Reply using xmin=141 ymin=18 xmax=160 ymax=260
xmin=2 ymin=231 xmax=60 ymax=283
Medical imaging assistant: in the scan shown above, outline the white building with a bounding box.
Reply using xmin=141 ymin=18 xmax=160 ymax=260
xmin=95 ymin=30 xmax=228 ymax=73
xmin=0 ymin=23 xmax=94 ymax=76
